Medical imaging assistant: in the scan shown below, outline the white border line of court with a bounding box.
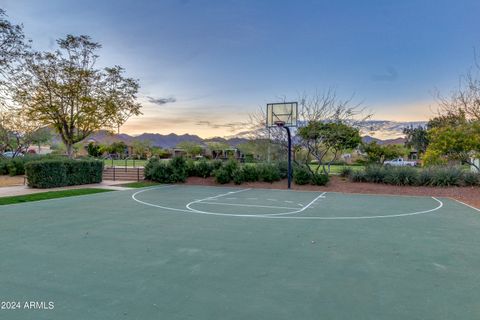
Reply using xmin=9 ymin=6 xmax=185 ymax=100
xmin=185 ymin=192 xmax=326 ymax=217
xmin=454 ymin=199 xmax=480 ymax=212
xmin=131 ymin=186 xmax=444 ymax=220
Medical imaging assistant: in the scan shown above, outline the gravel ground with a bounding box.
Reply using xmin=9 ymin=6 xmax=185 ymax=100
xmin=185 ymin=176 xmax=480 ymax=209
xmin=0 ymin=175 xmax=24 ymax=187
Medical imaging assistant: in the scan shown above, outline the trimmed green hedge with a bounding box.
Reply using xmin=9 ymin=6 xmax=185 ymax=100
xmin=25 ymin=159 xmax=104 ymax=188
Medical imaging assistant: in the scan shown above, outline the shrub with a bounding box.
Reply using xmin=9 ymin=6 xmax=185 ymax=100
xmin=214 ymin=167 xmax=231 ymax=184
xmin=364 ymin=165 xmax=386 ymax=183
xmin=0 ymin=159 xmax=8 ymax=175
xmin=294 ymin=166 xmax=311 ymax=185
xmin=276 ymin=161 xmax=289 ymax=179
xmin=463 ymin=172 xmax=480 ymax=186
xmin=211 ymin=159 xmax=223 ymax=170
xmin=241 ymin=165 xmax=259 ymax=182
xmin=223 ymin=159 xmax=238 ymax=177
xmin=349 ymin=170 xmax=367 ymax=182
xmin=430 ymin=166 xmax=463 ymax=187
xmin=232 ymin=168 xmax=245 ymax=185
xmin=258 ymin=163 xmax=281 ymax=183
xmin=144 ymin=157 xmax=160 ymax=180
xmin=311 ymin=173 xmax=329 ymax=186
xmin=416 ymin=168 xmax=434 ymax=186
xmin=195 ymin=159 xmax=213 ymax=178
xmin=25 ymin=159 xmax=103 ymax=188
xmin=339 ymin=166 xmax=353 ymax=178
xmin=168 ymin=157 xmax=188 ymax=183
xmin=185 ymin=159 xmax=196 ymax=176
xmin=383 ymin=166 xmax=418 ymax=186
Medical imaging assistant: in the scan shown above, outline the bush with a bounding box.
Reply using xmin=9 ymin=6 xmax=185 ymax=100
xmin=416 ymin=168 xmax=435 ymax=186
xmin=232 ymin=168 xmax=245 ymax=185
xmin=430 ymin=166 xmax=463 ymax=187
xmin=383 ymin=166 xmax=418 ymax=186
xmin=168 ymin=157 xmax=188 ymax=183
xmin=339 ymin=166 xmax=353 ymax=178
xmin=258 ymin=163 xmax=281 ymax=183
xmin=276 ymin=161 xmax=289 ymax=179
xmin=463 ymin=172 xmax=480 ymax=186
xmin=195 ymin=159 xmax=213 ymax=178
xmin=294 ymin=166 xmax=311 ymax=185
xmin=185 ymin=159 xmax=196 ymax=176
xmin=144 ymin=157 xmax=187 ymax=183
xmin=0 ymin=159 xmax=8 ymax=175
xmin=240 ymin=165 xmax=258 ymax=182
xmin=311 ymin=173 xmax=329 ymax=186
xmin=211 ymin=160 xmax=223 ymax=170
xmin=144 ymin=157 xmax=160 ymax=180
xmin=25 ymin=159 xmax=103 ymax=188
xmin=223 ymin=159 xmax=238 ymax=177
xmin=349 ymin=170 xmax=367 ymax=182
xmin=214 ymin=167 xmax=231 ymax=184
xmin=364 ymin=165 xmax=386 ymax=183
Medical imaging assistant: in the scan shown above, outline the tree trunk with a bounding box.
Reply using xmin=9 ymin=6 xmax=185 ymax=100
xmin=66 ymin=143 xmax=74 ymax=159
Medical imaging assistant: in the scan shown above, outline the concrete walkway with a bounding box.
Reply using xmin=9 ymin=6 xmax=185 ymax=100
xmin=0 ymin=180 xmax=132 ymax=197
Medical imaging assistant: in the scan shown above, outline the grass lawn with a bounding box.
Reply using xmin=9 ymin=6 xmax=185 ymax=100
xmin=118 ymin=181 xmax=161 ymax=188
xmin=0 ymin=188 xmax=113 ymax=205
xmin=103 ymin=159 xmax=148 ymax=167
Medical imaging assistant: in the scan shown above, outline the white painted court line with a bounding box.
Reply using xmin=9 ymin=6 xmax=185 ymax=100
xmin=455 ymin=199 xmax=480 ymax=212
xmin=199 ymin=201 xmax=299 ymax=210
xmin=132 ymin=187 xmax=443 ymax=220
xmin=186 ymin=191 xmax=327 ymax=217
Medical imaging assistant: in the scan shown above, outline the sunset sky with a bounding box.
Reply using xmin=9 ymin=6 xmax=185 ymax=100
xmin=3 ymin=0 xmax=480 ymax=137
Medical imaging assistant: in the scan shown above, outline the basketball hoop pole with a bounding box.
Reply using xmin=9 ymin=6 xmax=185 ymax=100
xmin=285 ymin=126 xmax=292 ymax=189
xmin=273 ymin=121 xmax=292 ymax=188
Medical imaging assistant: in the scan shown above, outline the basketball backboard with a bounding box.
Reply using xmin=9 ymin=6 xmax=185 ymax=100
xmin=266 ymin=102 xmax=298 ymax=128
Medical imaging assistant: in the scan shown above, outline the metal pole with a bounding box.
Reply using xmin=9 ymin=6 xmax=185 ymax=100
xmin=285 ymin=127 xmax=292 ymax=189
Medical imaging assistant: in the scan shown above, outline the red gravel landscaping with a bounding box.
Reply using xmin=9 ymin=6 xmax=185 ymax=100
xmin=184 ymin=176 xmax=480 ymax=210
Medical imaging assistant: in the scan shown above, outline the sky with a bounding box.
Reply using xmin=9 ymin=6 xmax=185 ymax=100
xmin=2 ymin=0 xmax=480 ymax=138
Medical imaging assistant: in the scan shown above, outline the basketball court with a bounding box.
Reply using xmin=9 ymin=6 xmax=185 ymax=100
xmin=1 ymin=185 xmax=480 ymax=319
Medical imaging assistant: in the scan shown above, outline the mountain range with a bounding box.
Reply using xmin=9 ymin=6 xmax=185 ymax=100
xmin=51 ymin=120 xmax=425 ymax=148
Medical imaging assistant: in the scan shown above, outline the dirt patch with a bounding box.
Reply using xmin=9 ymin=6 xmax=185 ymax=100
xmin=184 ymin=176 xmax=480 ymax=209
xmin=0 ymin=175 xmax=24 ymax=187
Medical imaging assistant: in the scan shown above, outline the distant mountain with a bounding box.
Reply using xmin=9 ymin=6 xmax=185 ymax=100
xmin=362 ymin=135 xmax=406 ymax=145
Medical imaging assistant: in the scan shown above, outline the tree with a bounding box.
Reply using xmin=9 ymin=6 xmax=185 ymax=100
xmin=30 ymin=127 xmax=52 ymax=153
xmin=11 ymin=35 xmax=142 ymax=158
xmin=424 ymin=122 xmax=480 ymax=170
xmin=361 ymin=141 xmax=405 ymax=164
xmin=0 ymin=9 xmax=28 ymax=108
xmin=107 ymin=141 xmax=127 ymax=157
xmin=86 ymin=142 xmax=102 ymax=157
xmin=176 ymin=141 xmax=203 ymax=158
xmin=131 ymin=140 xmax=152 ymax=159
xmin=0 ymin=108 xmax=42 ymax=157
xmin=403 ymin=125 xmax=429 ymax=154
xmin=297 ymin=121 xmax=361 ymax=174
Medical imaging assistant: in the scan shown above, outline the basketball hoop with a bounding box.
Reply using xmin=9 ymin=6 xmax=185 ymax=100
xmin=274 ymin=120 xmax=285 ymax=127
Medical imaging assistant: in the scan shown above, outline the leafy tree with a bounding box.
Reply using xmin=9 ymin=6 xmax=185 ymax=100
xmin=403 ymin=125 xmax=429 ymax=154
xmin=424 ymin=122 xmax=480 ymax=171
xmin=177 ymin=141 xmax=203 ymax=158
xmin=0 ymin=109 xmax=42 ymax=157
xmin=11 ymin=35 xmax=142 ymax=158
xmin=30 ymin=127 xmax=52 ymax=153
xmin=86 ymin=142 xmax=102 ymax=157
xmin=206 ymin=141 xmax=230 ymax=159
xmin=131 ymin=140 xmax=152 ymax=159
xmin=0 ymin=9 xmax=28 ymax=108
xmin=362 ymin=141 xmax=405 ymax=164
xmin=297 ymin=121 xmax=361 ymax=175
xmin=107 ymin=141 xmax=127 ymax=157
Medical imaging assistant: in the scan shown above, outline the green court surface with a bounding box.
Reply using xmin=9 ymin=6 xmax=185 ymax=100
xmin=1 ymin=185 xmax=480 ymax=319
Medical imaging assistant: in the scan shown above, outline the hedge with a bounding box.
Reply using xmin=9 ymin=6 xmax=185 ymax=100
xmin=25 ymin=159 xmax=104 ymax=188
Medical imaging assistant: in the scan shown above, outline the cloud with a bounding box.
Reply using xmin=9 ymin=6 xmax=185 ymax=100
xmin=371 ymin=66 xmax=398 ymax=82
xmin=196 ymin=120 xmax=248 ymax=132
xmin=146 ymin=96 xmax=177 ymax=106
